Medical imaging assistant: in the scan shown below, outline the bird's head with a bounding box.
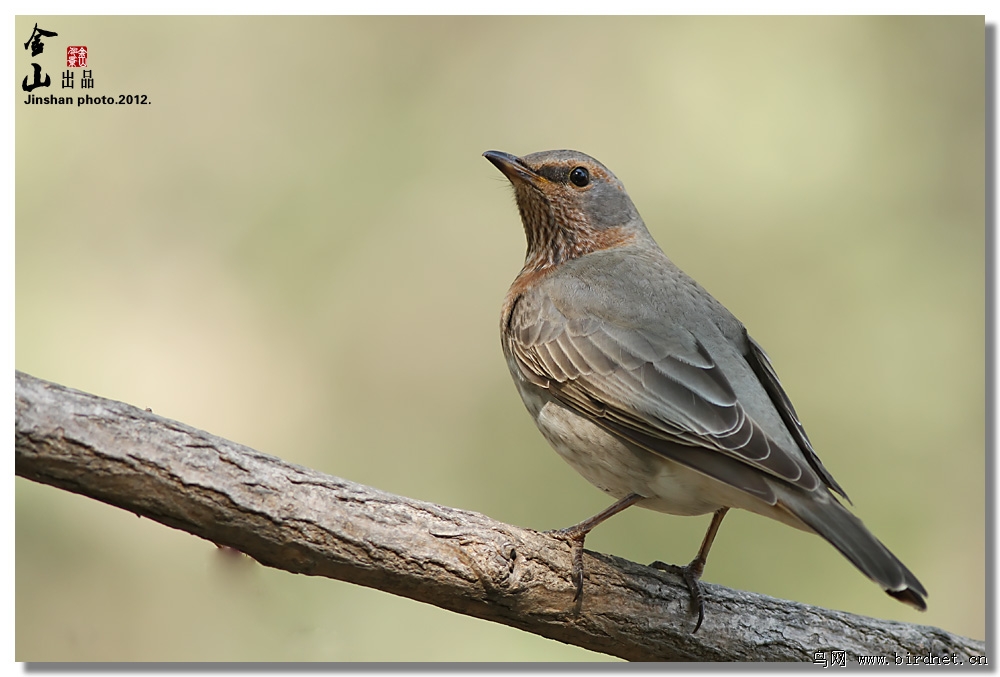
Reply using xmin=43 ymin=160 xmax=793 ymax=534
xmin=484 ymin=149 xmax=647 ymax=272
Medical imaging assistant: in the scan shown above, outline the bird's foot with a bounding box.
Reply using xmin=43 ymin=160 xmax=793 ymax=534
xmin=542 ymin=495 xmax=644 ymax=606
xmin=649 ymin=557 xmax=708 ymax=633
xmin=546 ymin=526 xmax=587 ymax=603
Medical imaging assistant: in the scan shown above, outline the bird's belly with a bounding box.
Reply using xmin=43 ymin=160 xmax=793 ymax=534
xmin=530 ymin=396 xmax=726 ymax=517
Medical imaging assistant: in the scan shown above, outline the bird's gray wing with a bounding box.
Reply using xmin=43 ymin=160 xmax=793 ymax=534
xmin=743 ymin=335 xmax=850 ymax=501
xmin=507 ymin=297 xmax=824 ymax=503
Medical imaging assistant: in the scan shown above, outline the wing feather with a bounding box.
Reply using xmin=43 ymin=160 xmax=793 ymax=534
xmin=508 ymin=295 xmax=822 ymax=496
xmin=745 ymin=335 xmax=849 ymax=500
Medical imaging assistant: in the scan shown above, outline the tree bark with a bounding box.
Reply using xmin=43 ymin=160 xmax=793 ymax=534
xmin=14 ymin=370 xmax=985 ymax=663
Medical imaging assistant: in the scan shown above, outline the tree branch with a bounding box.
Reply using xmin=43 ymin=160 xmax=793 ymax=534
xmin=14 ymin=370 xmax=984 ymax=662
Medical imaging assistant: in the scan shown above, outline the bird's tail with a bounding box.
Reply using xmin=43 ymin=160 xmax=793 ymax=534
xmin=775 ymin=487 xmax=928 ymax=610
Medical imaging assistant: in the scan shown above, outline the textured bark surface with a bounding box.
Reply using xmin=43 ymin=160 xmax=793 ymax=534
xmin=14 ymin=370 xmax=986 ymax=662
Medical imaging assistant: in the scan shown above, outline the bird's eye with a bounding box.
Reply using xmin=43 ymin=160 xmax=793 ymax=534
xmin=569 ymin=166 xmax=590 ymax=187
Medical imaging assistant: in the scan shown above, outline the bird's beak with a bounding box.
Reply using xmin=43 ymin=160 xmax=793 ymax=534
xmin=483 ymin=150 xmax=544 ymax=187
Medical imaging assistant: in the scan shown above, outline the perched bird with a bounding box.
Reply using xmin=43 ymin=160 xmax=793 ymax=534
xmin=484 ymin=148 xmax=926 ymax=631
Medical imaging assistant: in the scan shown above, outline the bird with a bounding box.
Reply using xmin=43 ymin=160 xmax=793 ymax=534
xmin=484 ymin=148 xmax=927 ymax=632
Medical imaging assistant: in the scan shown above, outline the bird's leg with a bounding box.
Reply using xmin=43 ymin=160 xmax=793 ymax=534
xmin=548 ymin=493 xmax=643 ymax=601
xmin=650 ymin=507 xmax=729 ymax=633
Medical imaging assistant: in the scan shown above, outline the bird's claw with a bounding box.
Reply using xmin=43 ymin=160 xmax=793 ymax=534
xmin=546 ymin=527 xmax=587 ymax=602
xmin=650 ymin=558 xmax=707 ymax=633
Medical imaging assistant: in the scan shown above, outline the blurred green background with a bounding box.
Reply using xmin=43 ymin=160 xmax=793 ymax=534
xmin=15 ymin=16 xmax=984 ymax=661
